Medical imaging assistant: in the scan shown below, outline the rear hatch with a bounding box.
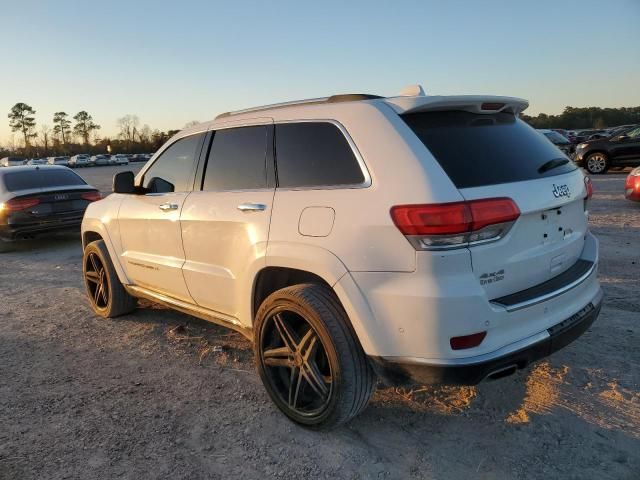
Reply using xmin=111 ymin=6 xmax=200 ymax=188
xmin=402 ymin=109 xmax=589 ymax=299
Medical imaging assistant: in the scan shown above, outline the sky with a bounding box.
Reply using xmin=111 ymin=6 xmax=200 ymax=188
xmin=1 ymin=0 xmax=639 ymax=145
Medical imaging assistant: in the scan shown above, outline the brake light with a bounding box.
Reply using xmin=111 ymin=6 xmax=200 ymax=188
xmin=81 ymin=191 xmax=102 ymax=202
xmin=390 ymin=198 xmax=520 ymax=250
xmin=3 ymin=197 xmax=40 ymax=212
xmin=481 ymin=102 xmax=505 ymax=111
xmin=584 ymin=176 xmax=593 ymax=200
xmin=450 ymin=331 xmax=487 ymax=350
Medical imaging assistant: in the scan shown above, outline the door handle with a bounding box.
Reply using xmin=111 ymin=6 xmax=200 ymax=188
xmin=159 ymin=203 xmax=179 ymax=211
xmin=237 ymin=203 xmax=267 ymax=212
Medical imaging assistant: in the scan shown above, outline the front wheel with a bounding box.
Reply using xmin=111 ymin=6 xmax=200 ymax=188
xmin=83 ymin=240 xmax=137 ymax=317
xmin=254 ymin=283 xmax=375 ymax=429
xmin=585 ymin=152 xmax=609 ymax=174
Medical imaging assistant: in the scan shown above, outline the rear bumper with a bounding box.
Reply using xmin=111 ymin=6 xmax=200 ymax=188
xmin=370 ymin=290 xmax=602 ymax=386
xmin=0 ymin=214 xmax=83 ymax=240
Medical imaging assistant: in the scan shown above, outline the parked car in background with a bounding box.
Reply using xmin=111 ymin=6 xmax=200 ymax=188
xmin=90 ymin=154 xmax=110 ymax=166
xmin=47 ymin=156 xmax=70 ymax=166
xmin=130 ymin=154 xmax=150 ymax=162
xmin=81 ymin=88 xmax=601 ymax=427
xmin=607 ymin=124 xmax=638 ymax=139
xmin=0 ymin=165 xmax=101 ymax=252
xmin=625 ymin=167 xmax=640 ymax=201
xmin=575 ymin=126 xmax=640 ymax=173
xmin=551 ymin=129 xmax=576 ymax=143
xmin=26 ymin=158 xmax=48 ymax=165
xmin=538 ymin=129 xmax=574 ymax=155
xmin=1 ymin=157 xmax=26 ymax=167
xmin=69 ymin=154 xmax=91 ymax=168
xmin=109 ymin=154 xmax=130 ymax=165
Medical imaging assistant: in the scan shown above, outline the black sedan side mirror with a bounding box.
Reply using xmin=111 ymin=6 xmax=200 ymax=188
xmin=113 ymin=171 xmax=136 ymax=194
xmin=615 ymin=134 xmax=629 ymax=142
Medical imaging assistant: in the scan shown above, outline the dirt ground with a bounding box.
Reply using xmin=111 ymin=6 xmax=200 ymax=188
xmin=0 ymin=166 xmax=638 ymax=479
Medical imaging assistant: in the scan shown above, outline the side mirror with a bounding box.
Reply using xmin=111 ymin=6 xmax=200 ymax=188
xmin=615 ymin=134 xmax=629 ymax=142
xmin=113 ymin=171 xmax=136 ymax=194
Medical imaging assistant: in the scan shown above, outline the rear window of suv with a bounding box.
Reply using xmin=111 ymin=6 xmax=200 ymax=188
xmin=402 ymin=111 xmax=577 ymax=189
xmin=3 ymin=169 xmax=86 ymax=192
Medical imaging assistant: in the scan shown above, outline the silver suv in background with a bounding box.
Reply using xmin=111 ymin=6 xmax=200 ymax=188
xmin=69 ymin=154 xmax=91 ymax=168
xmin=81 ymin=86 xmax=602 ymax=428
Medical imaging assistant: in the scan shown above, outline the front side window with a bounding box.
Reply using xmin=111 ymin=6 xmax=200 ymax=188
xmin=143 ymin=133 xmax=204 ymax=193
xmin=275 ymin=122 xmax=365 ymax=188
xmin=202 ymin=126 xmax=268 ymax=191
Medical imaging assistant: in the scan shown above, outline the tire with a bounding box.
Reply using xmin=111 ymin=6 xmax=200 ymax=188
xmin=82 ymin=240 xmax=136 ymax=317
xmin=254 ymin=283 xmax=375 ymax=429
xmin=585 ymin=152 xmax=609 ymax=174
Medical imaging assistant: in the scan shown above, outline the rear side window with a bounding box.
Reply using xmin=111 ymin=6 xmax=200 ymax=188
xmin=143 ymin=133 xmax=204 ymax=193
xmin=275 ymin=122 xmax=365 ymax=188
xmin=203 ymin=126 xmax=268 ymax=191
xmin=3 ymin=169 xmax=86 ymax=192
xmin=402 ymin=111 xmax=577 ymax=189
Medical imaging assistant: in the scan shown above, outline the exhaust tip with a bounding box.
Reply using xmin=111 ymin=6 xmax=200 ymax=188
xmin=486 ymin=364 xmax=518 ymax=381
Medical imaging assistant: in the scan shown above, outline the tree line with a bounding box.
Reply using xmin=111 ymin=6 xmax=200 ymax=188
xmin=2 ymin=102 xmax=182 ymax=158
xmin=521 ymin=106 xmax=640 ymax=130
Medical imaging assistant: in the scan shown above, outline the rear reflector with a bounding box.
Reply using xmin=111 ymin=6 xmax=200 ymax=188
xmin=390 ymin=198 xmax=520 ymax=250
xmin=584 ymin=176 xmax=593 ymax=200
xmin=81 ymin=191 xmax=102 ymax=202
xmin=3 ymin=197 xmax=40 ymax=212
xmin=450 ymin=331 xmax=487 ymax=350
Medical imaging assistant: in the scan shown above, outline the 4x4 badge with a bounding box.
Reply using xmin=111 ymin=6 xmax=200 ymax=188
xmin=552 ymin=184 xmax=570 ymax=198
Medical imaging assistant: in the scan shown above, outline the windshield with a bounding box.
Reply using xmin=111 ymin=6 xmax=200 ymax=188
xmin=402 ymin=111 xmax=577 ymax=189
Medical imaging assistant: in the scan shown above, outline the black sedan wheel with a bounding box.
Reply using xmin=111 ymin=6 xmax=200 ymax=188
xmin=585 ymin=152 xmax=609 ymax=174
xmin=255 ymin=283 xmax=375 ymax=428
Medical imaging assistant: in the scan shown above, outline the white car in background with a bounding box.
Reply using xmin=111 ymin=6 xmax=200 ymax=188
xmin=27 ymin=158 xmax=48 ymax=165
xmin=109 ymin=154 xmax=130 ymax=165
xmin=47 ymin=156 xmax=70 ymax=166
xmin=81 ymin=86 xmax=602 ymax=428
xmin=90 ymin=154 xmax=110 ymax=166
xmin=0 ymin=157 xmax=26 ymax=167
xmin=69 ymin=154 xmax=91 ymax=168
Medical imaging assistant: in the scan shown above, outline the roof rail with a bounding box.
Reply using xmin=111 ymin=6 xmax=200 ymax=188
xmin=215 ymin=93 xmax=383 ymax=120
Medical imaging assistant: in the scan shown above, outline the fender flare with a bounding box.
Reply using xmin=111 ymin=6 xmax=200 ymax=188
xmin=81 ymin=218 xmax=130 ymax=285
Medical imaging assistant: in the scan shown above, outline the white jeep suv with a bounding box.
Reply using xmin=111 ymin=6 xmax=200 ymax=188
xmin=81 ymin=87 xmax=602 ymax=428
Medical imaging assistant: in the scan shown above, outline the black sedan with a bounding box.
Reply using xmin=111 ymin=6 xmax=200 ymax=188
xmin=574 ymin=126 xmax=640 ymax=174
xmin=0 ymin=165 xmax=101 ymax=252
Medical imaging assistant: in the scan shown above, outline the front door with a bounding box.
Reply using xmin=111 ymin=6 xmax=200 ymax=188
xmin=118 ymin=132 xmax=206 ymax=301
xmin=180 ymin=122 xmax=274 ymax=319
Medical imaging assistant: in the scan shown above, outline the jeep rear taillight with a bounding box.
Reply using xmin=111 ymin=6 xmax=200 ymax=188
xmin=390 ymin=198 xmax=520 ymax=250
xmin=584 ymin=176 xmax=593 ymax=200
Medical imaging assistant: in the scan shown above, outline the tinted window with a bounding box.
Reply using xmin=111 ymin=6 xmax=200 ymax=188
xmin=203 ymin=126 xmax=268 ymax=191
xmin=3 ymin=169 xmax=86 ymax=192
xmin=143 ymin=134 xmax=204 ymax=193
xmin=275 ymin=123 xmax=365 ymax=188
xmin=402 ymin=111 xmax=577 ymax=189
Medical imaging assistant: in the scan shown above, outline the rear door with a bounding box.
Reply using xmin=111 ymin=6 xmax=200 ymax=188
xmin=610 ymin=127 xmax=640 ymax=163
xmin=118 ymin=132 xmax=206 ymax=302
xmin=180 ymin=121 xmax=274 ymax=318
xmin=403 ymin=110 xmax=589 ymax=299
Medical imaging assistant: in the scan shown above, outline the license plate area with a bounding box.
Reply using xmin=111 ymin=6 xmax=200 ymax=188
xmin=541 ymin=207 xmax=569 ymax=245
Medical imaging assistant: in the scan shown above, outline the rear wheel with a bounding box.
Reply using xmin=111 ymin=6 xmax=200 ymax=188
xmin=83 ymin=240 xmax=136 ymax=317
xmin=254 ymin=283 xmax=375 ymax=429
xmin=585 ymin=152 xmax=609 ymax=174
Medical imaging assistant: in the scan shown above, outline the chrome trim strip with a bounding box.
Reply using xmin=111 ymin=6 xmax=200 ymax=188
xmin=124 ymin=285 xmax=252 ymax=340
xmin=491 ymin=260 xmax=597 ymax=312
xmin=382 ymin=331 xmax=550 ymax=367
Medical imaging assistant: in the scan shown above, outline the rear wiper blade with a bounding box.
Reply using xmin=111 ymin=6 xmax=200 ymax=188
xmin=538 ymin=158 xmax=570 ymax=173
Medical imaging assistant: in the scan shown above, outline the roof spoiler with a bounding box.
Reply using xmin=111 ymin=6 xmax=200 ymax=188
xmin=385 ymin=95 xmax=529 ymax=115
